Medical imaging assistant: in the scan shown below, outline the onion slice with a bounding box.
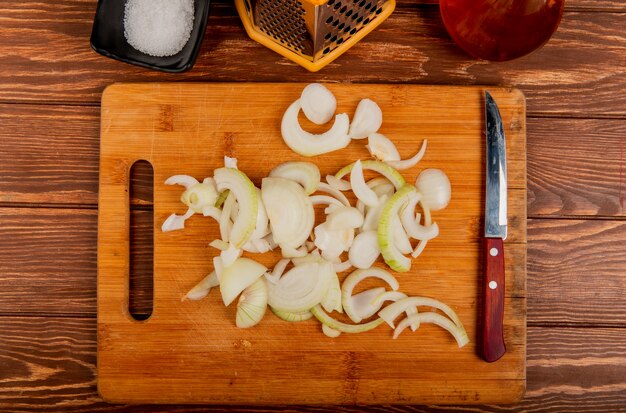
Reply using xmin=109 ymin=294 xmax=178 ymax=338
xmin=326 ymin=175 xmax=351 ymax=191
xmin=268 ymin=261 xmax=331 ymax=313
xmin=262 ymin=177 xmax=314 ymax=250
xmin=348 ymin=230 xmax=380 ymax=269
xmin=366 ymin=133 xmax=401 ymax=161
xmin=415 ymin=168 xmax=452 ymax=211
xmin=393 ymin=312 xmax=469 ymax=347
xmin=378 ymin=297 xmax=465 ymax=330
xmin=300 ymin=83 xmax=337 ymax=125
xmin=349 ymin=99 xmax=382 ymax=139
xmin=386 ymin=139 xmax=428 ymax=170
xmin=214 ymin=167 xmax=259 ymax=248
xmin=311 ymin=305 xmax=385 ymax=333
xmin=349 ymin=287 xmax=387 ymax=321
xmin=270 ymin=161 xmax=321 ymax=195
xmin=316 ymin=182 xmax=351 ymax=207
xmin=162 ymin=208 xmax=194 ymax=232
xmin=342 ymin=267 xmax=399 ymax=323
xmin=335 ymin=160 xmax=405 ymax=191
xmin=350 ymin=160 xmax=380 ymax=208
xmin=322 ymin=324 xmax=342 ymax=338
xmin=236 ymin=278 xmax=268 ymax=328
xmin=378 ymin=185 xmax=418 ymax=272
xmin=281 ymin=99 xmax=350 ymax=157
xmin=183 ymin=271 xmax=219 ymax=301
xmin=165 ymin=174 xmax=199 ymax=189
xmin=271 ymin=307 xmax=313 ymax=322
xmin=219 ymin=258 xmax=267 ymax=306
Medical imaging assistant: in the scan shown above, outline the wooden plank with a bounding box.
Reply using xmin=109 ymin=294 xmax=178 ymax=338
xmin=0 ymin=2 xmax=623 ymax=116
xmin=1 ymin=318 xmax=625 ymax=412
xmin=527 ymin=118 xmax=626 ymax=217
xmin=0 ymin=208 xmax=151 ymax=317
xmin=528 ymin=218 xmax=626 ymax=326
xmin=97 ymin=83 xmax=526 ymax=404
xmin=0 ymin=104 xmax=100 ymax=205
xmin=3 ymin=105 xmax=626 ymax=220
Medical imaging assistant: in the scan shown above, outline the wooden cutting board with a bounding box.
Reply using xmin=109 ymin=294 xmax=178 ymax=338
xmin=98 ymin=83 xmax=526 ymax=405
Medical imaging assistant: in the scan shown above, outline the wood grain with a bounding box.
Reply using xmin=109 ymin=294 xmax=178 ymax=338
xmin=527 ymin=118 xmax=626 ymax=218
xmin=2 ymin=318 xmax=625 ymax=412
xmin=528 ymin=218 xmax=626 ymax=326
xmin=0 ymin=2 xmax=624 ymax=116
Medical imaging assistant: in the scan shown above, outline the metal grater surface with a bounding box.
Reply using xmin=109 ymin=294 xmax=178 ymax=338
xmin=245 ymin=0 xmax=389 ymax=62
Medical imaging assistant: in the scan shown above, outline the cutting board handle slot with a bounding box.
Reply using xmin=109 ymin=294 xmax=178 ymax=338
xmin=128 ymin=160 xmax=154 ymax=321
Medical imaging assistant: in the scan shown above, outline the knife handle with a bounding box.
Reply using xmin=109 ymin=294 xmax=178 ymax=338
xmin=481 ymin=237 xmax=506 ymax=362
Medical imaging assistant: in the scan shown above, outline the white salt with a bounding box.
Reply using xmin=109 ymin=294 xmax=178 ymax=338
xmin=123 ymin=0 xmax=195 ymax=57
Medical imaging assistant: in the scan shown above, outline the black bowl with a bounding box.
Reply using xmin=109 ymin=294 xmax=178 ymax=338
xmin=90 ymin=0 xmax=211 ymax=73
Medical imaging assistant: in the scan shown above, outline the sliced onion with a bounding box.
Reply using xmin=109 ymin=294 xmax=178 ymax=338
xmin=224 ymin=156 xmax=238 ymax=169
xmin=399 ymin=192 xmax=438 ymax=241
xmin=366 ymin=133 xmax=401 ymax=161
xmin=213 ymin=256 xmax=224 ymax=282
xmin=281 ymin=99 xmax=350 ymax=157
xmin=371 ymin=291 xmax=418 ymax=331
xmin=182 ymin=271 xmax=219 ymax=301
xmin=271 ymin=307 xmax=313 ymax=322
xmin=333 ymin=259 xmax=353 ymax=273
xmin=392 ymin=215 xmax=413 ymax=255
xmin=415 ymin=168 xmax=451 ymax=211
xmin=350 ymin=160 xmax=380 ymax=208
xmin=300 ymin=83 xmax=337 ymax=125
xmin=393 ymin=312 xmax=469 ymax=347
xmin=316 ymin=182 xmax=351 ymax=207
xmin=280 ymin=244 xmax=309 ymax=258
xmin=262 ymin=177 xmax=314 ymax=249
xmin=220 ymin=243 xmax=242 ymax=267
xmin=202 ymin=206 xmax=222 ymax=221
xmin=378 ymin=185 xmax=417 ymax=272
xmin=361 ymin=194 xmax=388 ymax=232
xmin=311 ymin=305 xmax=385 ymax=333
xmin=181 ymin=181 xmax=219 ymax=214
xmin=236 ymin=278 xmax=268 ymax=328
xmin=269 ymin=161 xmax=321 ymax=195
xmin=349 ymin=99 xmax=382 ymax=139
xmin=310 ymin=195 xmax=344 ymax=208
xmin=265 ymin=258 xmax=291 ymax=284
xmin=315 ymin=224 xmax=353 ymax=260
xmin=162 ymin=208 xmax=194 ymax=232
xmin=268 ymin=262 xmax=330 ymax=313
xmin=214 ymin=168 xmax=259 ymax=248
xmin=326 ymin=175 xmax=351 ymax=191
xmin=335 ymin=160 xmax=405 ymax=191
xmin=349 ymin=287 xmax=386 ymax=321
xmin=321 ymin=263 xmax=342 ymax=314
xmin=342 ymin=267 xmax=399 ymax=323
xmin=387 ymin=139 xmax=428 ymax=170
xmin=209 ymin=239 xmax=230 ymax=251
xmin=349 ymin=230 xmax=380 ymax=269
xmin=219 ymin=192 xmax=235 ymax=242
xmin=322 ymin=324 xmax=342 ymax=338
xmin=326 ymin=206 xmax=364 ymax=230
xmin=219 ymin=258 xmax=267 ymax=306
xmin=165 ymin=174 xmax=199 ymax=189
xmin=214 ymin=189 xmax=229 ymax=208
xmin=378 ymin=297 xmax=464 ymax=330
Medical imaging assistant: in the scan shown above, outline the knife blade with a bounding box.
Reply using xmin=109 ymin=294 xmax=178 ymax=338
xmin=481 ymin=91 xmax=507 ymax=363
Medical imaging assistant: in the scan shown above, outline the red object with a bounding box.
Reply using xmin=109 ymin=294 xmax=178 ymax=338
xmin=440 ymin=0 xmax=565 ymax=61
xmin=481 ymin=237 xmax=506 ymax=362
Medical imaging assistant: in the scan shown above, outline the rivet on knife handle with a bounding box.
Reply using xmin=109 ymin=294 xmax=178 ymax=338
xmin=482 ymin=237 xmax=506 ymax=362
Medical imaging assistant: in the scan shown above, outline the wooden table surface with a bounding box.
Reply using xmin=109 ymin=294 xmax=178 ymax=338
xmin=0 ymin=0 xmax=624 ymax=411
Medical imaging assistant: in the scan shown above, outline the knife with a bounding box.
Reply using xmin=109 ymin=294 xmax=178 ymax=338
xmin=481 ymin=91 xmax=507 ymax=363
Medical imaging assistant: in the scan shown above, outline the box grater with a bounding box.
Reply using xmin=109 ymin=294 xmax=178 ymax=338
xmin=234 ymin=0 xmax=396 ymax=72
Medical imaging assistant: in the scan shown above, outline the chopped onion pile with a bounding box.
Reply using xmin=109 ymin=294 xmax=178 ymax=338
xmin=163 ymin=83 xmax=466 ymax=348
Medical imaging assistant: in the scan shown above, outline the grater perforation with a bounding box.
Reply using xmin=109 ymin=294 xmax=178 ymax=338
xmin=235 ymin=0 xmax=395 ymax=71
